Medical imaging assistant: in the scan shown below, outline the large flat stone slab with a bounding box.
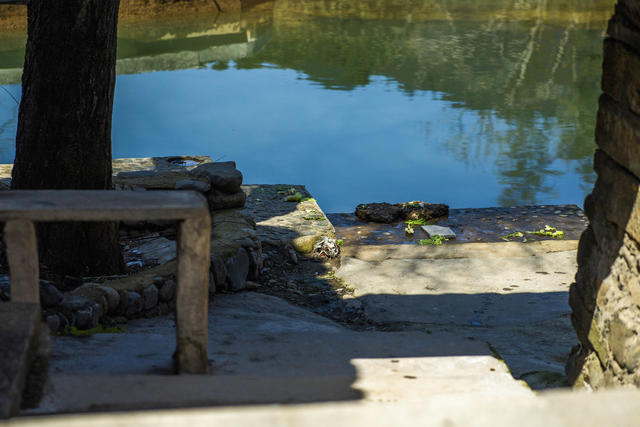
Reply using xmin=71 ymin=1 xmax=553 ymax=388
xmin=0 ymin=302 xmax=41 ymax=418
xmin=35 ymin=292 xmax=529 ymax=413
xmin=336 ymin=247 xmax=579 ymax=380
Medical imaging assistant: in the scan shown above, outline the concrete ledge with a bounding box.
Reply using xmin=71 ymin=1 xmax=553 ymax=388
xmin=341 ymin=240 xmax=579 ymax=262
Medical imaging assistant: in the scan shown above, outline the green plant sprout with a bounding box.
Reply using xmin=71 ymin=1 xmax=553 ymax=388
xmin=405 ymin=223 xmax=415 ymax=235
xmin=285 ymin=192 xmax=304 ymax=202
xmin=418 ymin=235 xmax=447 ymax=246
xmin=526 ymin=225 xmax=564 ymax=239
xmin=405 ymin=218 xmax=431 ymax=226
xmin=500 ymin=231 xmax=524 ymax=241
xmin=336 ymin=239 xmax=344 ymax=246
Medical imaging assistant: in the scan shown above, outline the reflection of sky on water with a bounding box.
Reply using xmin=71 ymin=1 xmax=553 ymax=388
xmin=0 ymin=2 xmax=609 ymax=211
xmin=109 ymin=64 xmax=582 ymax=212
xmin=0 ymin=84 xmax=19 ymax=165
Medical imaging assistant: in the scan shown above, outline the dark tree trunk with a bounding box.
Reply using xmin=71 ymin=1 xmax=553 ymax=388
xmin=11 ymin=0 xmax=125 ymax=280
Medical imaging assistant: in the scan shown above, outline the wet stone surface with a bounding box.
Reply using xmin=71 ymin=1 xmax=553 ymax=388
xmin=328 ymin=204 xmax=588 ymax=245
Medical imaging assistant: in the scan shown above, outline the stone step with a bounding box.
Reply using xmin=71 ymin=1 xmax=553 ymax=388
xmin=14 ymin=389 xmax=640 ymax=427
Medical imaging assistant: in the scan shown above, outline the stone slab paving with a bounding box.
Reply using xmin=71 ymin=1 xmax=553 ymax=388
xmin=29 ymin=292 xmax=531 ymax=414
xmin=241 ymin=184 xmax=335 ymax=248
xmin=336 ymin=243 xmax=579 ymax=387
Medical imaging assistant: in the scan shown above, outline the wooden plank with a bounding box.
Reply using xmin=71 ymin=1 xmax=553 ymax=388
xmin=175 ymin=215 xmax=211 ymax=374
xmin=0 ymin=190 xmax=209 ymax=222
xmin=4 ymin=220 xmax=39 ymax=304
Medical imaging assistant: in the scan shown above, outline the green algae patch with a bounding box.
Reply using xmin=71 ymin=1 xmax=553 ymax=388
xmin=501 ymin=231 xmax=524 ymax=241
xmin=405 ymin=218 xmax=431 ymax=226
xmin=418 ymin=235 xmax=447 ymax=246
xmin=57 ymin=324 xmax=126 ymax=337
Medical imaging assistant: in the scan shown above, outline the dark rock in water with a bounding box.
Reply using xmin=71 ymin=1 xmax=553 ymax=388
xmin=401 ymin=202 xmax=449 ymax=221
xmin=192 ymin=161 xmax=243 ymax=194
xmin=207 ymin=189 xmax=247 ymax=210
xmin=39 ymin=281 xmax=63 ymax=308
xmin=355 ymin=202 xmax=403 ymax=223
xmin=355 ymin=201 xmax=449 ymax=223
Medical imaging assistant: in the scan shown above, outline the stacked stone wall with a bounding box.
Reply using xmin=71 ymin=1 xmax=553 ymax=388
xmin=568 ymin=0 xmax=640 ymax=389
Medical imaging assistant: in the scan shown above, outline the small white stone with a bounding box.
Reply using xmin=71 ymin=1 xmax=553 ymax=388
xmin=421 ymin=225 xmax=456 ymax=239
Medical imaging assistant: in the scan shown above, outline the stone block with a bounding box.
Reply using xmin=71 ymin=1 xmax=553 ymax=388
xmin=142 ymin=284 xmax=159 ymax=310
xmin=602 ymin=39 xmax=640 ymax=117
xmin=192 ymin=161 xmax=242 ymax=194
xmin=175 ymin=179 xmax=211 ymax=193
xmin=592 ymin=150 xmax=640 ymax=244
xmin=596 ymin=95 xmax=640 ymax=180
xmin=292 ymin=234 xmax=322 ymax=254
xmin=74 ymin=304 xmax=99 ymax=330
xmin=619 ymin=0 xmax=640 ymax=35
xmin=210 ymin=254 xmax=228 ymax=291
xmin=207 ymin=189 xmax=246 ymax=210
xmin=69 ymin=283 xmax=119 ymax=315
xmin=125 ymin=291 xmax=142 ymax=317
xmin=421 ymin=225 xmax=456 ymax=239
xmin=225 ymin=247 xmax=249 ymax=291
xmin=159 ymin=279 xmax=176 ymax=302
xmin=38 ymin=281 xmax=63 ymax=308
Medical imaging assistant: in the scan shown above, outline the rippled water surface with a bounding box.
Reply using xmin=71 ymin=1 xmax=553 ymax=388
xmin=0 ymin=0 xmax=616 ymax=211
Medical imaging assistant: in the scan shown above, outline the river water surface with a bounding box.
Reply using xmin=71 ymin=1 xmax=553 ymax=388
xmin=0 ymin=0 xmax=616 ymax=211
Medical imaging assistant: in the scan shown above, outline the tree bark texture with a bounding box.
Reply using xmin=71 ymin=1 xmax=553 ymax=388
xmin=11 ymin=0 xmax=125 ymax=279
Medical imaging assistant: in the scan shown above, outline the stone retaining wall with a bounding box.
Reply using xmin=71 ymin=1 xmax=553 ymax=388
xmin=568 ymin=0 xmax=640 ymax=389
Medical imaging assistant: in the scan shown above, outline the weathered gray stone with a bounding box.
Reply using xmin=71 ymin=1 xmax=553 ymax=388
xmin=354 ymin=201 xmax=448 ymax=224
xmin=114 ymin=170 xmax=208 ymax=190
xmin=60 ymin=296 xmax=91 ymax=312
xmin=143 ymin=285 xmax=159 ymax=310
xmin=175 ymin=179 xmax=211 ymax=193
xmin=69 ymin=283 xmax=120 ymax=315
xmin=39 ymin=281 xmax=63 ymax=308
xmin=45 ymin=315 xmax=60 ymax=334
xmin=292 ymin=234 xmax=322 ymax=254
xmin=210 ymin=254 xmax=228 ymax=290
xmin=355 ymin=202 xmax=402 ymax=223
xmin=225 ymin=247 xmax=250 ymax=291
xmin=74 ymin=305 xmax=99 ymax=330
xmin=114 ymin=289 xmax=129 ymax=317
xmin=207 ymin=189 xmax=246 ymax=210
xmin=159 ymin=279 xmax=176 ymax=302
xmin=192 ymin=161 xmax=242 ymax=194
xmin=125 ymin=292 xmax=143 ymax=317
xmin=602 ymin=39 xmax=640 ymax=117
xmin=246 ymin=248 xmax=262 ymax=281
xmin=421 ymin=225 xmax=456 ymax=239
xmin=595 ymin=95 xmax=640 ymax=180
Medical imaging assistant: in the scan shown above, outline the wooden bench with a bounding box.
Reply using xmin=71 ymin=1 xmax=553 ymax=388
xmin=0 ymin=190 xmax=211 ymax=374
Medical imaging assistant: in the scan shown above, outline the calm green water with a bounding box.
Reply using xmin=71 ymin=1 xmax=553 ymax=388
xmin=0 ymin=0 xmax=615 ymax=211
